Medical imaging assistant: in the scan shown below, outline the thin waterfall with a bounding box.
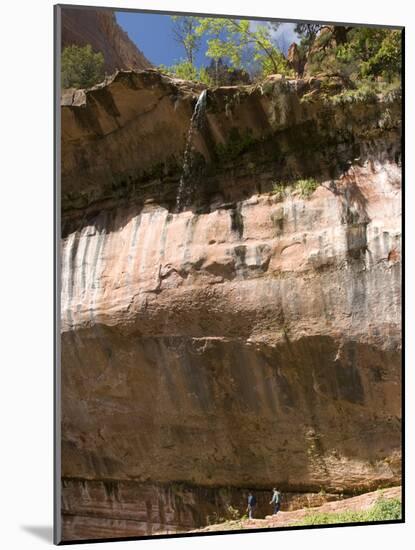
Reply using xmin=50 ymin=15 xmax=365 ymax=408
xmin=175 ymin=89 xmax=207 ymax=211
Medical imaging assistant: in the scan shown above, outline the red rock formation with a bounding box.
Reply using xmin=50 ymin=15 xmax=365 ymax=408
xmin=287 ymin=42 xmax=305 ymax=76
xmin=59 ymin=71 xmax=401 ymax=541
xmin=61 ymin=7 xmax=151 ymax=73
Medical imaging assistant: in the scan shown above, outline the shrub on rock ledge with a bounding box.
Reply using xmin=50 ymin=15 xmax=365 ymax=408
xmin=61 ymin=44 xmax=105 ymax=89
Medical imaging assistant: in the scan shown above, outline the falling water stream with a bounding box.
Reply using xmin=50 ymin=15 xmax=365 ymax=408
xmin=175 ymin=89 xmax=207 ymax=211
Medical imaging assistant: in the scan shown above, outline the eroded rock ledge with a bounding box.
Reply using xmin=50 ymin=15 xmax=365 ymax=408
xmin=61 ymin=70 xmax=400 ymax=215
xmin=60 ymin=70 xmax=401 ymax=540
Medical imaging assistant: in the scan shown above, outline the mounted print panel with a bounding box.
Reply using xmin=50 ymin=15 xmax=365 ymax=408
xmin=54 ymin=4 xmax=403 ymax=544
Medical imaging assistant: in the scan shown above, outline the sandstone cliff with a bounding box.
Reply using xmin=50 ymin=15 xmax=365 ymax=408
xmin=60 ymin=70 xmax=401 ymax=540
xmin=61 ymin=7 xmax=151 ymax=73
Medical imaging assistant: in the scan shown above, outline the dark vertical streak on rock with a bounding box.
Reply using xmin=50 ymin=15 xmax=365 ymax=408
xmin=230 ymin=202 xmax=244 ymax=239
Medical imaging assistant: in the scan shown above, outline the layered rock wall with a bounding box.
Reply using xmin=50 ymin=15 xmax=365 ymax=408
xmin=60 ymin=71 xmax=401 ymax=540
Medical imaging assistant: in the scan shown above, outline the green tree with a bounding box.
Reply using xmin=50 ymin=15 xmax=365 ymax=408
xmin=358 ymin=30 xmax=402 ymax=81
xmin=61 ymin=44 xmax=105 ymax=89
xmin=195 ymin=18 xmax=291 ymax=80
xmin=297 ymin=25 xmax=401 ymax=84
xmin=295 ymin=23 xmax=323 ymax=51
xmin=171 ymin=16 xmax=202 ymax=65
xmin=333 ymin=28 xmax=402 ymax=81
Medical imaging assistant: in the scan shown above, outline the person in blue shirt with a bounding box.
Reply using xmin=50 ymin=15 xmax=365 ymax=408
xmin=247 ymin=492 xmax=257 ymax=519
xmin=270 ymin=488 xmax=281 ymax=515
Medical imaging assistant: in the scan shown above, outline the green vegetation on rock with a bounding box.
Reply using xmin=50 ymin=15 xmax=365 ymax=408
xmin=294 ymin=497 xmax=401 ymax=526
xmin=329 ymin=84 xmax=378 ymax=105
xmin=295 ymin=178 xmax=320 ymax=197
xmin=272 ymin=178 xmax=320 ymax=200
xmin=296 ymin=25 xmax=402 ymax=84
xmin=159 ymin=60 xmax=213 ymax=85
xmin=61 ymin=44 xmax=104 ymax=89
xmin=272 ymin=182 xmax=286 ymax=200
xmin=215 ymin=128 xmax=258 ymax=163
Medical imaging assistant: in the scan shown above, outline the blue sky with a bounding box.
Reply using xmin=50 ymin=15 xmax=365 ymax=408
xmin=115 ymin=12 xmax=299 ymax=68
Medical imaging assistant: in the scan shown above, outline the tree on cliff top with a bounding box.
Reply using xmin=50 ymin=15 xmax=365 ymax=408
xmin=195 ymin=18 xmax=291 ymax=79
xmin=61 ymin=44 xmax=105 ymax=89
xmin=295 ymin=25 xmax=401 ymax=83
xmin=171 ymin=16 xmax=202 ymax=65
xmin=161 ymin=17 xmax=292 ymax=85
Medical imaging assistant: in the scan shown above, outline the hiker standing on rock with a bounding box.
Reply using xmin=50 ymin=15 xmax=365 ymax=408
xmin=247 ymin=492 xmax=257 ymax=520
xmin=270 ymin=487 xmax=281 ymax=515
